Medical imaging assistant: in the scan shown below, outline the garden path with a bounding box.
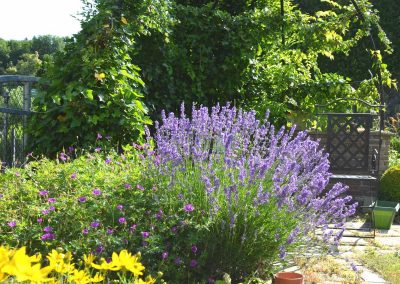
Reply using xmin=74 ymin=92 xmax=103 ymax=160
xmin=337 ymin=221 xmax=400 ymax=283
xmin=280 ymin=221 xmax=400 ymax=283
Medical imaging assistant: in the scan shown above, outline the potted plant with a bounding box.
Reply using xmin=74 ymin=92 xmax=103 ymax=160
xmin=371 ymin=201 xmax=400 ymax=230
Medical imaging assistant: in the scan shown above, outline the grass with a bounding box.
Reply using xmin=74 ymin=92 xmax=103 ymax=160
xmin=358 ymin=247 xmax=400 ymax=284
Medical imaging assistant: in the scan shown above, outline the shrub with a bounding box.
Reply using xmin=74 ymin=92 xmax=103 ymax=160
xmin=0 ymin=146 xmax=151 ymax=261
xmin=380 ymin=166 xmax=400 ymax=202
xmin=390 ymin=136 xmax=400 ymax=153
xmin=27 ymin=0 xmax=162 ymax=156
xmin=389 ymin=149 xmax=400 ymax=167
xmin=139 ymin=104 xmax=357 ymax=282
xmin=0 ymin=142 xmax=214 ymax=281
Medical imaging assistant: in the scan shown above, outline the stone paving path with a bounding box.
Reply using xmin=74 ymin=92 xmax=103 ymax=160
xmin=281 ymin=221 xmax=400 ymax=283
xmin=333 ymin=221 xmax=400 ymax=283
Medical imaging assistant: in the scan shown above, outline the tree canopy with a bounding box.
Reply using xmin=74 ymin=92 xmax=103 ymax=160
xmin=29 ymin=0 xmax=396 ymax=155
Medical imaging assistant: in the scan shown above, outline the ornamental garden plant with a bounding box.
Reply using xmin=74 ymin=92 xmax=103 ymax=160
xmin=0 ymin=104 xmax=357 ymax=282
xmin=0 ymin=245 xmax=160 ymax=283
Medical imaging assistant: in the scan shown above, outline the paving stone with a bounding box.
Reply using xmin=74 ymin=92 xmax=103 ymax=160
xmin=375 ymin=237 xmax=400 ymax=248
xmin=361 ymin=268 xmax=388 ymax=283
xmin=339 ymin=236 xmax=370 ymax=246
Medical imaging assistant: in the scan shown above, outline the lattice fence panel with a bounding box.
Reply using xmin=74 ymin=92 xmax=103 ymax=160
xmin=326 ymin=114 xmax=372 ymax=173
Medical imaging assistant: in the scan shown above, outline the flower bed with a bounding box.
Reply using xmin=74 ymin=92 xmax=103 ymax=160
xmin=0 ymin=104 xmax=357 ymax=282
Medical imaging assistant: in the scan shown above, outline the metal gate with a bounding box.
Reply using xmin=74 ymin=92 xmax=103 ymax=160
xmin=0 ymin=75 xmax=38 ymax=168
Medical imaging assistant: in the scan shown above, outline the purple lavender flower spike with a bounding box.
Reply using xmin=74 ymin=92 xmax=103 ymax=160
xmin=150 ymin=103 xmax=357 ymax=266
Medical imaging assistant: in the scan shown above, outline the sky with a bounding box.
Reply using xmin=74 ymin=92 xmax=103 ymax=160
xmin=0 ymin=0 xmax=84 ymax=40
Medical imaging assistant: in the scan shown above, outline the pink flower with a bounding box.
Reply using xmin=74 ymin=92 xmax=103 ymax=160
xmin=184 ymin=204 xmax=195 ymax=212
xmin=91 ymin=221 xmax=100 ymax=228
xmin=92 ymin=188 xmax=101 ymax=196
xmin=78 ymin=196 xmax=87 ymax=202
xmin=43 ymin=226 xmax=53 ymax=232
xmin=190 ymin=259 xmax=198 ymax=268
xmin=41 ymin=233 xmax=55 ymax=241
xmin=130 ymin=224 xmax=137 ymax=233
xmin=59 ymin=152 xmax=67 ymax=161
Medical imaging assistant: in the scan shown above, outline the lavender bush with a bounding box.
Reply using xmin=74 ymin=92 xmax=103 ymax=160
xmin=142 ymin=104 xmax=357 ymax=281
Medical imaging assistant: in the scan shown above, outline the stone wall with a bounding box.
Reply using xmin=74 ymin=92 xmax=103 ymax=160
xmin=308 ymin=131 xmax=394 ymax=205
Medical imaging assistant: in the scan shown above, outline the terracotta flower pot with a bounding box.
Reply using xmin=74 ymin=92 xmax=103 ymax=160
xmin=274 ymin=271 xmax=304 ymax=284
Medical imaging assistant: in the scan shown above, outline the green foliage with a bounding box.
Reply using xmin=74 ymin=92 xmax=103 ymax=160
xmin=31 ymin=35 xmax=65 ymax=59
xmin=27 ymin=0 xmax=173 ymax=155
xmin=12 ymin=52 xmax=42 ymax=76
xmin=0 ymin=148 xmax=177 ymax=281
xmin=296 ymin=0 xmax=400 ymax=116
xmin=388 ymin=149 xmax=400 ymax=168
xmin=0 ymin=35 xmax=65 ymax=76
xmin=380 ymin=165 xmax=400 ymax=202
xmin=390 ymin=136 xmax=400 ymax=153
xmin=132 ymin=0 xmax=393 ymax=125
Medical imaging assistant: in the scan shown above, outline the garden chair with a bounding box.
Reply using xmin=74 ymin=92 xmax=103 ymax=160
xmin=316 ymin=98 xmax=385 ymax=237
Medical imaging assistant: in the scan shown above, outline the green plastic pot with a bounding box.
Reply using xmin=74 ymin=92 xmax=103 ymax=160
xmin=371 ymin=201 xmax=400 ymax=230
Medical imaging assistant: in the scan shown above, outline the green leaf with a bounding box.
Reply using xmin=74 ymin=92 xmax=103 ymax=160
xmin=120 ymin=69 xmax=135 ymax=80
xmin=85 ymin=89 xmax=94 ymax=101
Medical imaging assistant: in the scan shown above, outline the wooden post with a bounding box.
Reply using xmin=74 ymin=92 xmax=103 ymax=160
xmin=23 ymin=82 xmax=32 ymax=160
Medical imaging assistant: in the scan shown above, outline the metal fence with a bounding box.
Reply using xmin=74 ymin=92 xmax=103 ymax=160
xmin=0 ymin=75 xmax=38 ymax=168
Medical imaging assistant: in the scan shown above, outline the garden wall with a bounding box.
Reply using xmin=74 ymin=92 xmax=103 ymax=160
xmin=308 ymin=131 xmax=393 ymax=205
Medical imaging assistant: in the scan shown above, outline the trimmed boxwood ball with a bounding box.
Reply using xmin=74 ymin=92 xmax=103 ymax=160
xmin=380 ymin=166 xmax=400 ymax=202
